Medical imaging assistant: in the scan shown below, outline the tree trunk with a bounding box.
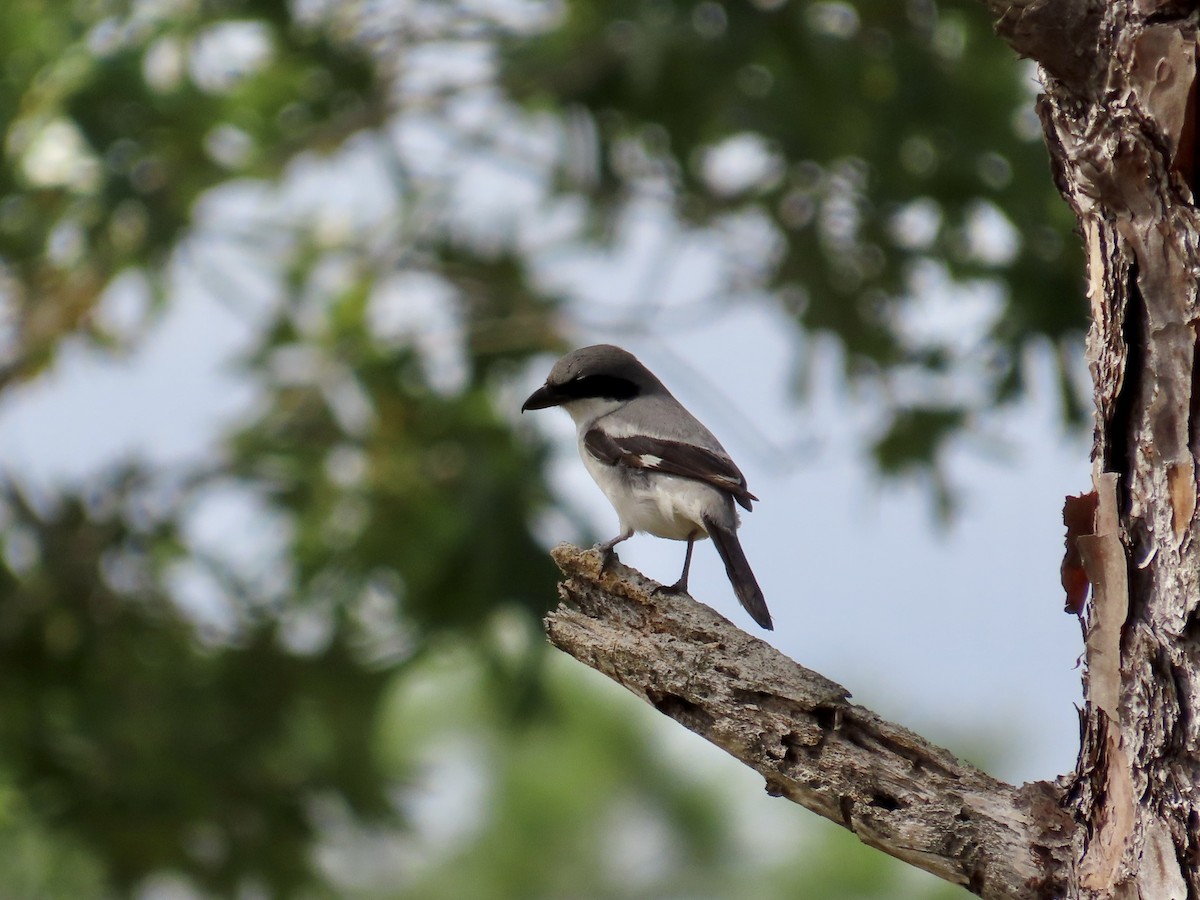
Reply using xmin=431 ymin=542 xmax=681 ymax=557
xmin=1011 ymin=1 xmax=1200 ymax=896
xmin=543 ymin=2 xmax=1200 ymax=897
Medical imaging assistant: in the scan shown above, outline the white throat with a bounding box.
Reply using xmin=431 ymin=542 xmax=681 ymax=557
xmin=560 ymin=396 xmax=629 ymax=432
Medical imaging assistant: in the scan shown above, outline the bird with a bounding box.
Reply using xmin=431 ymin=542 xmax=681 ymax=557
xmin=522 ymin=344 xmax=772 ymax=630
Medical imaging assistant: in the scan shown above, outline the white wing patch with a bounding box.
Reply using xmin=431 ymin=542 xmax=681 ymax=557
xmin=583 ymin=427 xmax=757 ymax=511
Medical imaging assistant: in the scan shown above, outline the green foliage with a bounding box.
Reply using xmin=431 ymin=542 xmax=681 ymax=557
xmin=502 ymin=0 xmax=1085 ymax=469
xmin=229 ymin=313 xmax=560 ymax=635
xmin=0 ymin=475 xmax=395 ymax=894
xmin=375 ymin=639 xmax=969 ymax=900
xmin=0 ymin=0 xmax=380 ymax=381
xmin=0 ymin=785 xmax=109 ymax=898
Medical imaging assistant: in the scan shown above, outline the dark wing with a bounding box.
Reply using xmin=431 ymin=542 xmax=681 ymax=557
xmin=584 ymin=429 xmax=758 ymax=511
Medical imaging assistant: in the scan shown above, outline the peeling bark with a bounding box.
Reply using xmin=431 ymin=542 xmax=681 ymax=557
xmin=1032 ymin=1 xmax=1200 ymax=896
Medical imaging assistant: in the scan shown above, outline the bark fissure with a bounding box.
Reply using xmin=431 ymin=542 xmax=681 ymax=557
xmin=1019 ymin=0 xmax=1200 ymax=892
xmin=1188 ymin=331 xmax=1200 ymax=460
xmin=1105 ymin=261 xmax=1143 ymax=487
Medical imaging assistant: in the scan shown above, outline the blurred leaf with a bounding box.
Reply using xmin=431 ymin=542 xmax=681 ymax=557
xmin=502 ymin=0 xmax=1086 ymax=469
xmin=0 ymin=0 xmax=380 ymax=385
xmin=0 ymin=475 xmax=395 ymax=894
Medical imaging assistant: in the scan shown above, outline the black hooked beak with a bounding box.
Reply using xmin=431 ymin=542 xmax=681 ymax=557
xmin=521 ymin=383 xmax=565 ymax=412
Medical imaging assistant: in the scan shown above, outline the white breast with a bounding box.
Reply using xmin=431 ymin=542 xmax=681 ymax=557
xmin=578 ymin=439 xmax=736 ymax=541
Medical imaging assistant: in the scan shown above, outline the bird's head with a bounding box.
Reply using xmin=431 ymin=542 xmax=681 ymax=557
xmin=522 ymin=344 xmax=665 ymax=428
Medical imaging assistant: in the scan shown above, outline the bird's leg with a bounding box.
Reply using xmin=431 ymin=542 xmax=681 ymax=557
xmin=657 ymin=531 xmax=697 ymax=595
xmin=595 ymin=528 xmax=633 ymax=572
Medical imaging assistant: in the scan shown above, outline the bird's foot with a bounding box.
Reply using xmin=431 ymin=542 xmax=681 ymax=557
xmin=653 ymin=577 xmax=689 ymax=596
xmin=594 ymin=543 xmax=618 ymax=573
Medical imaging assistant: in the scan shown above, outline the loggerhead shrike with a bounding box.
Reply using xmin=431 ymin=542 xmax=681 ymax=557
xmin=522 ymin=344 xmax=772 ymax=630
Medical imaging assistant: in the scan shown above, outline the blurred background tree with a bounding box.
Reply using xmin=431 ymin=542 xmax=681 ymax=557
xmin=0 ymin=0 xmax=1084 ymax=896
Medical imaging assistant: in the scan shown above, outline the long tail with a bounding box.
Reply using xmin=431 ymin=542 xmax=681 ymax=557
xmin=704 ymin=517 xmax=773 ymax=631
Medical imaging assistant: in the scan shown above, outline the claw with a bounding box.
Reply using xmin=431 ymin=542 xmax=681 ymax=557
xmin=653 ymin=577 xmax=688 ymax=596
xmin=594 ymin=528 xmax=633 ymax=574
xmin=596 ymin=544 xmax=618 ymax=572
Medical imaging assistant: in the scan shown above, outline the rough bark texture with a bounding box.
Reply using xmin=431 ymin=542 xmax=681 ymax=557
xmin=546 ymin=545 xmax=1074 ymax=899
xmin=1026 ymin=0 xmax=1200 ymax=897
xmin=541 ymin=3 xmax=1200 ymax=897
xmin=989 ymin=0 xmax=1107 ymax=91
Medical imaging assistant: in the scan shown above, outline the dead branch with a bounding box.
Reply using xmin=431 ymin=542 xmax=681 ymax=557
xmin=544 ymin=544 xmax=1073 ymax=900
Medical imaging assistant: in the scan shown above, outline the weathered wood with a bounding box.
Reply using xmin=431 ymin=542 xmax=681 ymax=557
xmin=546 ymin=544 xmax=1072 ymax=900
xmin=1034 ymin=3 xmax=1200 ymax=896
